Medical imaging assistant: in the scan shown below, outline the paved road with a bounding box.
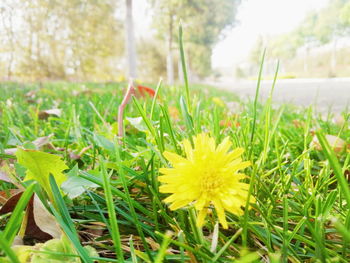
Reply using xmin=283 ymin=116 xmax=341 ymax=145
xmin=209 ymin=78 xmax=350 ymax=112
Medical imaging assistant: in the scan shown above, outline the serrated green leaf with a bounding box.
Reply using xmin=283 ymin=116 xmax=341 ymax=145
xmin=15 ymin=149 xmax=68 ymax=201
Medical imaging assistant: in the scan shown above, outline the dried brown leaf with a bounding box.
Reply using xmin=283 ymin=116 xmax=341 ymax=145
xmin=32 ymin=134 xmax=54 ymax=148
xmin=32 ymin=195 xmax=61 ymax=239
xmin=0 ymin=192 xmax=60 ymax=241
xmin=0 ymin=170 xmax=12 ymax=183
xmin=38 ymin=109 xmax=62 ymax=120
xmin=310 ymin=134 xmax=348 ymax=153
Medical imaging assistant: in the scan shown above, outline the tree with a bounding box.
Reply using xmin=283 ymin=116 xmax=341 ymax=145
xmin=149 ymin=0 xmax=186 ymax=84
xmin=0 ymin=0 xmax=124 ymax=81
xmin=252 ymin=0 xmax=350 ymax=77
xmin=150 ymin=0 xmax=241 ymax=82
xmin=137 ymin=38 xmax=170 ymax=82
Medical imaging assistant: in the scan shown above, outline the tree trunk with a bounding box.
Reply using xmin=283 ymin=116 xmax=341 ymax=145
xmin=166 ymin=16 xmax=174 ymax=85
xmin=125 ymin=0 xmax=137 ymax=79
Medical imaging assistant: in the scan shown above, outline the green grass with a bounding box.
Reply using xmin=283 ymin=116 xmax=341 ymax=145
xmin=0 ymin=79 xmax=349 ymax=262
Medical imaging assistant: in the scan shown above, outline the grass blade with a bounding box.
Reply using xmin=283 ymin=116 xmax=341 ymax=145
xmin=0 ymin=231 xmax=20 ymax=263
xmin=178 ymin=22 xmax=191 ymax=112
xmin=49 ymin=175 xmax=93 ymax=263
xmin=99 ymin=157 xmax=124 ymax=262
xmin=249 ymin=48 xmax=266 ymax=159
xmin=150 ymin=78 xmax=162 ymax=120
xmin=316 ymin=131 xmax=350 ymax=209
xmin=3 ymin=183 xmax=35 ymax=244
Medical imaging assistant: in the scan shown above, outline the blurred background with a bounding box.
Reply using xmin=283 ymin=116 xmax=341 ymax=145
xmin=0 ymin=0 xmax=350 ymax=83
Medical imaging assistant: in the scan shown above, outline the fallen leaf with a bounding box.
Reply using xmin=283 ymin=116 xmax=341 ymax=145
xmin=33 ymin=195 xmax=61 ymax=239
xmin=69 ymin=145 xmax=92 ymax=160
xmin=25 ymin=195 xmax=54 ymax=241
xmin=332 ymin=115 xmax=347 ymax=127
xmin=3 ymin=135 xmax=54 ymax=156
xmin=4 ymin=148 xmax=17 ymax=155
xmin=135 ymin=85 xmax=155 ymax=97
xmin=0 ymin=191 xmax=23 ymax=214
xmin=25 ymin=90 xmax=37 ymax=98
xmin=0 ymin=189 xmax=23 ymax=205
xmin=32 ymin=134 xmax=54 ymax=148
xmin=0 ymin=192 xmax=59 ymax=241
xmin=0 ymin=164 xmax=23 ymax=189
xmin=292 ymin=119 xmax=304 ymax=128
xmin=0 ymin=170 xmax=12 ymax=183
xmin=38 ymin=109 xmax=62 ymax=120
xmin=310 ymin=134 xmax=348 ymax=153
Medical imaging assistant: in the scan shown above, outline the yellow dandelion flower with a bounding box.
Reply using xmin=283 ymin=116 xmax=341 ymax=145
xmin=159 ymin=133 xmax=254 ymax=229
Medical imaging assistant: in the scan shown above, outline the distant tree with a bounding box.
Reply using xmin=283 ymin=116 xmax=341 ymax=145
xmin=252 ymin=0 xmax=350 ymax=76
xmin=150 ymin=0 xmax=241 ymax=82
xmin=250 ymin=36 xmax=264 ymax=65
xmin=149 ymin=0 xmax=186 ymax=84
xmin=340 ymin=2 xmax=350 ymax=32
xmin=184 ymin=0 xmax=241 ymax=78
xmin=137 ymin=38 xmax=171 ymax=82
xmin=0 ymin=0 xmax=124 ymax=81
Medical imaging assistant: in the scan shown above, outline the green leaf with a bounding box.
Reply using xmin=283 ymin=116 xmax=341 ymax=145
xmin=126 ymin=117 xmax=148 ymax=132
xmin=61 ymin=165 xmax=99 ymax=199
xmin=16 ymin=149 xmax=68 ymax=201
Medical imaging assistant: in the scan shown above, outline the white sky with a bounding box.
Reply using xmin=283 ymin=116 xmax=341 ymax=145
xmin=133 ymin=0 xmax=330 ymax=69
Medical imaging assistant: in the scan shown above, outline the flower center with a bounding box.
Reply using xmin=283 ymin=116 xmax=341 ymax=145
xmin=200 ymin=170 xmax=222 ymax=194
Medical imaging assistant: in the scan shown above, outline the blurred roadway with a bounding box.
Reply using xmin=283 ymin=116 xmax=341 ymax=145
xmin=208 ymin=78 xmax=350 ymax=112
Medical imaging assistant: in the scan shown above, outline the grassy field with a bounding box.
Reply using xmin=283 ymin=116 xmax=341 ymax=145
xmin=0 ymin=80 xmax=349 ymax=263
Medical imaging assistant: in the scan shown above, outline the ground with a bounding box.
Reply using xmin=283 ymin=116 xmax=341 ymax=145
xmin=0 ymin=82 xmax=349 ymax=262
